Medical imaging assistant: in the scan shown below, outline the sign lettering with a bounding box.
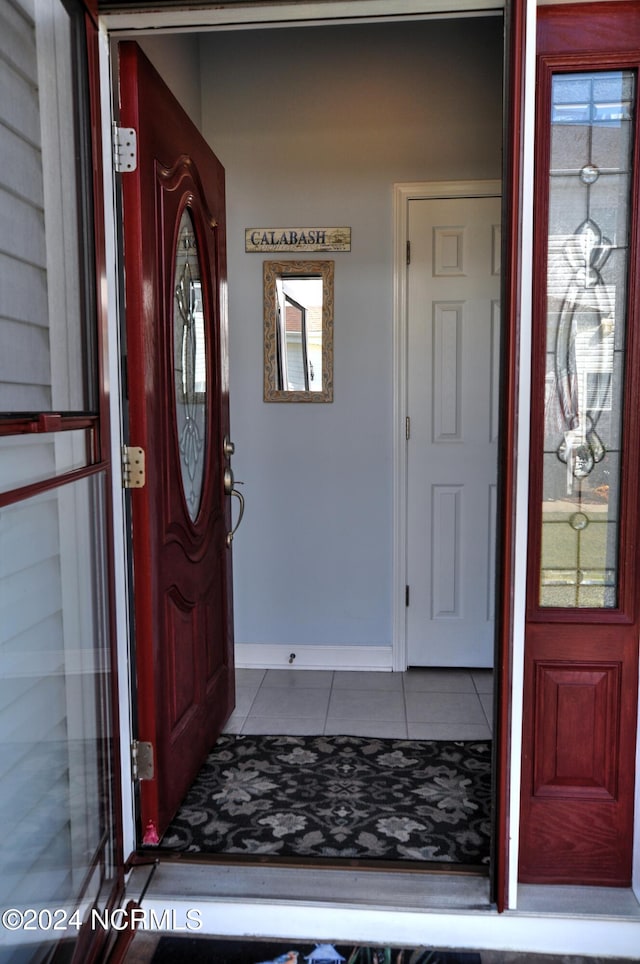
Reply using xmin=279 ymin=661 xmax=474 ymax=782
xmin=245 ymin=227 xmax=351 ymax=253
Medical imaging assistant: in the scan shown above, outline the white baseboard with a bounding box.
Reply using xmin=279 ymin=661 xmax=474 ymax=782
xmin=234 ymin=643 xmax=393 ymax=672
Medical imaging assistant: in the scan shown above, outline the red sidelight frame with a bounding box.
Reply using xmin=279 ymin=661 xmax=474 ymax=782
xmin=526 ymin=49 xmax=640 ymax=629
xmin=527 ymin=13 xmax=640 ymax=629
xmin=518 ymin=1 xmax=640 ymax=886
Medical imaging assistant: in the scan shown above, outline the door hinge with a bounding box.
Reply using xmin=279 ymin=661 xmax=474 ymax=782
xmin=122 ymin=445 xmax=145 ymax=488
xmin=405 ymin=585 xmax=410 ymax=607
xmin=131 ymin=740 xmax=154 ymax=781
xmin=405 ymin=416 xmax=411 ymax=440
xmin=113 ymin=125 xmax=137 ymax=173
xmin=406 ymin=239 xmax=411 ymax=266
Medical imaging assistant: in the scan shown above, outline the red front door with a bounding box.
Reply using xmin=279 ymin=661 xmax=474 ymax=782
xmin=520 ymin=3 xmax=640 ymax=885
xmin=119 ymin=42 xmax=235 ymax=842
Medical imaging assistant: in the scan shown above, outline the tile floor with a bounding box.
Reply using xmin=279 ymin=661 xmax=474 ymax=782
xmin=223 ymin=667 xmax=493 ymax=740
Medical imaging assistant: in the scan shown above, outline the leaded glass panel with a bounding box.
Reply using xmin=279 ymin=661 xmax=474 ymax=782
xmin=540 ymin=70 xmax=635 ymax=607
xmin=173 ymin=209 xmax=207 ymax=523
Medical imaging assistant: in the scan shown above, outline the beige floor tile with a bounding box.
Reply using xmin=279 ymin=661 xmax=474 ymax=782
xmin=404 ymin=669 xmax=476 ymax=693
xmin=406 ymin=691 xmax=487 ymax=724
xmin=408 ymin=722 xmax=492 ymax=741
xmin=250 ymin=686 xmax=330 ymax=718
xmin=324 ymin=719 xmax=408 ymax=738
xmin=327 ymin=688 xmax=406 ymax=721
xmin=241 ymin=717 xmax=326 ymax=735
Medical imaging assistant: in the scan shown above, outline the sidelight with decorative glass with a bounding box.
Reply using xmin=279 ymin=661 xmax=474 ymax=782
xmin=539 ymin=70 xmax=635 ymax=607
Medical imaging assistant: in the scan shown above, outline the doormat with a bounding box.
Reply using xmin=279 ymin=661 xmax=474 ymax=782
xmin=160 ymin=734 xmax=491 ymax=864
xmin=151 ymin=937 xmax=482 ymax=963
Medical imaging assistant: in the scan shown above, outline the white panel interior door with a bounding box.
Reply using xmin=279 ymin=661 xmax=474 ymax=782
xmin=406 ymin=195 xmax=501 ymax=667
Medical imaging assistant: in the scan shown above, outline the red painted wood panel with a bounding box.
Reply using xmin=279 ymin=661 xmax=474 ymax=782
xmin=538 ymin=1 xmax=640 ymax=55
xmin=533 ymin=662 xmax=620 ymax=798
xmin=119 ymin=42 xmax=235 ymax=841
xmin=520 ymin=2 xmax=640 ymax=886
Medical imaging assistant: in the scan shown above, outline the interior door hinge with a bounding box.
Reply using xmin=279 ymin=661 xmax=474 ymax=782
xmin=131 ymin=740 xmax=154 ymax=781
xmin=406 ymin=239 xmax=411 ymax=266
xmin=406 ymin=416 xmax=411 ymax=441
xmin=122 ymin=445 xmax=145 ymax=489
xmin=113 ymin=125 xmax=137 ymax=173
xmin=405 ymin=585 xmax=410 ymax=607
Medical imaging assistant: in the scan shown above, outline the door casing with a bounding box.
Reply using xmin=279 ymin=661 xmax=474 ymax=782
xmin=392 ymin=179 xmax=502 ymax=673
xmin=98 ymin=0 xmax=640 ymax=912
xmin=403 ymin=192 xmax=502 ymax=670
xmin=103 ymin=3 xmax=517 ymax=912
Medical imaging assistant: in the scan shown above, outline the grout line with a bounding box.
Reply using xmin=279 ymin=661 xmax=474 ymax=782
xmin=239 ymin=673 xmax=266 ymax=733
xmin=402 ymin=671 xmax=409 ymax=738
xmin=480 ymin=693 xmax=493 ymax=730
xmin=323 ymin=670 xmax=336 ymax=735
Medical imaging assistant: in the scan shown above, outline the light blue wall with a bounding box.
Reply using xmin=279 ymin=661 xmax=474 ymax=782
xmin=138 ymin=34 xmax=202 ymax=129
xmin=198 ymin=18 xmax=503 ymax=649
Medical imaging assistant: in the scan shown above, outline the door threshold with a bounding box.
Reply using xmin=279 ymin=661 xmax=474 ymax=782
xmin=130 ymin=847 xmax=489 ymax=879
xmin=126 ymin=855 xmax=493 ymax=914
xmin=515 ymin=883 xmax=640 ymax=920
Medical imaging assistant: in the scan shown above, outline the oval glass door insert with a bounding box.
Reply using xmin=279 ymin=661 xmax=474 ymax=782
xmin=173 ymin=208 xmax=207 ymax=522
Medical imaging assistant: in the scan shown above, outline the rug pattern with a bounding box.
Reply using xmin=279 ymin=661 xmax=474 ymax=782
xmin=161 ymin=735 xmax=491 ymax=864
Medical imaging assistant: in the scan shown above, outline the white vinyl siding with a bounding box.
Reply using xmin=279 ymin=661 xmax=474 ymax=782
xmin=0 ymin=0 xmax=50 ymax=412
xmin=0 ymin=0 xmax=85 ymax=414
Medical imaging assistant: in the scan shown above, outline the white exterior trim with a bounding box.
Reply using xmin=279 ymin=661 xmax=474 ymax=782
xmin=101 ymin=0 xmax=503 ymax=34
xmin=235 ymin=643 xmax=393 ymax=671
xmin=391 ymin=179 xmax=502 ymax=676
xmin=99 ymin=23 xmax=137 ymax=860
xmin=140 ymin=896 xmax=640 ymax=958
xmin=506 ymin=0 xmax=537 ymax=910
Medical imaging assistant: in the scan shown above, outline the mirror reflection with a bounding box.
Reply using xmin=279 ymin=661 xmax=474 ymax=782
xmin=264 ymin=260 xmax=334 ymax=402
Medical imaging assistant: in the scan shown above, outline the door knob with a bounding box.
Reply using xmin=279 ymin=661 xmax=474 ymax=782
xmin=224 ymin=466 xmax=245 ymax=546
xmin=226 ymin=488 xmax=245 ymax=547
xmin=223 ymin=467 xmax=234 ymax=495
xmin=223 ymin=435 xmax=235 ymax=458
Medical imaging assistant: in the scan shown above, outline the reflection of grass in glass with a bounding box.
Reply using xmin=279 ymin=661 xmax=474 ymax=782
xmin=540 ymin=512 xmax=616 ymax=607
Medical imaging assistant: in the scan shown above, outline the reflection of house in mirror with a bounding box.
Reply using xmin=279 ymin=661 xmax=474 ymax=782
xmin=279 ymin=277 xmax=323 ymax=391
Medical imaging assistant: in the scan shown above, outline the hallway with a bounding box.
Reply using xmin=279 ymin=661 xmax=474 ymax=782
xmin=224 ymin=668 xmax=493 ymax=740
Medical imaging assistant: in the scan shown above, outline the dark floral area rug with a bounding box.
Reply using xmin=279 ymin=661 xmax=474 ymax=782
xmin=160 ymin=735 xmax=491 ymax=864
xmin=151 ymin=937 xmax=481 ymax=963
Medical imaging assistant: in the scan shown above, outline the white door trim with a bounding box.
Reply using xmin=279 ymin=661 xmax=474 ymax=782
xmin=100 ymin=0 xmax=503 ymax=33
xmin=98 ymin=24 xmax=137 ymax=858
xmin=392 ymin=180 xmax=502 ymax=672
